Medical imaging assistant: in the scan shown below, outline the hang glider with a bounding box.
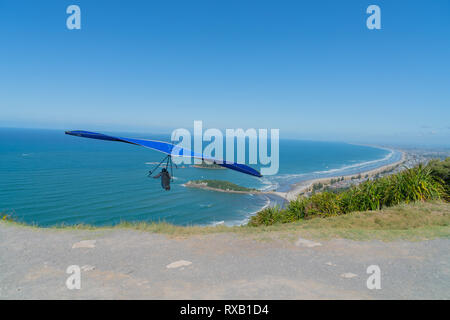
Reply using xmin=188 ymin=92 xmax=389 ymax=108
xmin=65 ymin=130 xmax=262 ymax=177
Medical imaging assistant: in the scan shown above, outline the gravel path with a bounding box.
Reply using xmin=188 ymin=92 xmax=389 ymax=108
xmin=0 ymin=222 xmax=449 ymax=299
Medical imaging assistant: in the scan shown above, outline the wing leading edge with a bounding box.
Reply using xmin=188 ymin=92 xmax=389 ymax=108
xmin=65 ymin=130 xmax=262 ymax=177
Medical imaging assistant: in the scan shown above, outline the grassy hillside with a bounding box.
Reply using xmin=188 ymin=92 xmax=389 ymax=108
xmin=3 ymin=159 xmax=450 ymax=241
xmin=427 ymin=157 xmax=450 ymax=200
xmin=249 ymin=163 xmax=447 ymax=226
xmin=2 ymin=201 xmax=449 ymax=241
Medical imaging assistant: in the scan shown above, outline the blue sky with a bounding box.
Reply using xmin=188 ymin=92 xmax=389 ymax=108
xmin=0 ymin=0 xmax=449 ymax=145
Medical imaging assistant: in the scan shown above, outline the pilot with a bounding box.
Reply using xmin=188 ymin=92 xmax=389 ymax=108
xmin=153 ymin=168 xmax=171 ymax=191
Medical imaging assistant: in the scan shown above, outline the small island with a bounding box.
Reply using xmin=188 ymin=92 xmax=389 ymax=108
xmin=191 ymin=161 xmax=226 ymax=170
xmin=185 ymin=180 xmax=257 ymax=193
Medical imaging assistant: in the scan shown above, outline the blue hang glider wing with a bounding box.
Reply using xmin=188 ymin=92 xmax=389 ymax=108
xmin=65 ymin=130 xmax=262 ymax=177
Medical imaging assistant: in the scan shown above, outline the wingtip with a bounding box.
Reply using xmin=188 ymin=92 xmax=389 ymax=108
xmin=65 ymin=130 xmax=80 ymax=136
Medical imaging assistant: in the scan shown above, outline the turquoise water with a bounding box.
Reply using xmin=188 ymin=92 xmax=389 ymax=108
xmin=0 ymin=128 xmax=400 ymax=226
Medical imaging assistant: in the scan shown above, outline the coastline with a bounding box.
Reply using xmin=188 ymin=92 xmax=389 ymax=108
xmin=185 ymin=182 xmax=257 ymax=194
xmin=191 ymin=165 xmax=225 ymax=170
xmin=281 ymin=149 xmax=406 ymax=201
xmin=184 ymin=181 xmax=285 ymax=199
xmin=185 ymin=148 xmax=406 ymax=204
xmin=182 ymin=147 xmax=407 ymax=226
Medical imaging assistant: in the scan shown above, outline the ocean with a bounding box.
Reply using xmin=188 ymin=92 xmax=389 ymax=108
xmin=0 ymin=128 xmax=401 ymax=227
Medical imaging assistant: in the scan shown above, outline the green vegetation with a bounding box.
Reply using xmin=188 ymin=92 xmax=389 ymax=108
xmin=2 ymin=201 xmax=449 ymax=241
xmin=192 ymin=162 xmax=225 ymax=169
xmin=1 ymin=213 xmax=15 ymax=222
xmin=324 ymin=185 xmax=351 ymax=194
xmin=427 ymin=157 xmax=450 ymax=200
xmin=330 ymin=177 xmax=345 ymax=184
xmin=3 ymin=159 xmax=450 ymax=241
xmin=312 ymin=182 xmax=324 ymax=192
xmin=188 ymin=179 xmax=257 ymax=192
xmin=274 ymin=201 xmax=450 ymax=241
xmin=249 ymin=164 xmax=445 ymax=226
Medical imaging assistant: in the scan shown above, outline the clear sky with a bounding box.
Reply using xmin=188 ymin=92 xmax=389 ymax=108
xmin=0 ymin=0 xmax=449 ymax=145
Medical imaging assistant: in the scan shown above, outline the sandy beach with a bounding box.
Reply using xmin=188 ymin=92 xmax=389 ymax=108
xmin=185 ymin=150 xmax=407 ymax=203
xmin=279 ymin=150 xmax=407 ymax=201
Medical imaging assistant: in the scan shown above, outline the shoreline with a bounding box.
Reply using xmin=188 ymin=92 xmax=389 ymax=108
xmin=184 ymin=181 xmax=285 ymax=199
xmin=185 ymin=148 xmax=406 ymax=204
xmin=191 ymin=165 xmax=225 ymax=170
xmin=185 ymin=182 xmax=257 ymax=194
xmin=182 ymin=147 xmax=407 ymax=226
xmin=281 ymin=150 xmax=406 ymax=201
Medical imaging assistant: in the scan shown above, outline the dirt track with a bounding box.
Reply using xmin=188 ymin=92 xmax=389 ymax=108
xmin=0 ymin=222 xmax=449 ymax=299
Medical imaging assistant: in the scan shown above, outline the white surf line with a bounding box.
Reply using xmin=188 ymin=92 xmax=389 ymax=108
xmin=284 ymin=149 xmax=406 ymax=201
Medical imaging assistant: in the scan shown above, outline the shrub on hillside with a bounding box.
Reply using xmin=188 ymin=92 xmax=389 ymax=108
xmin=427 ymin=157 xmax=450 ymax=200
xmin=248 ymin=164 xmax=445 ymax=226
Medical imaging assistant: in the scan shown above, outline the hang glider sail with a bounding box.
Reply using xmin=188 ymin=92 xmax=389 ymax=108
xmin=65 ymin=130 xmax=262 ymax=177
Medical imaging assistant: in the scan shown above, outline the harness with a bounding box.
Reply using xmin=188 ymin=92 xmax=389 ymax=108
xmin=147 ymin=154 xmax=176 ymax=181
